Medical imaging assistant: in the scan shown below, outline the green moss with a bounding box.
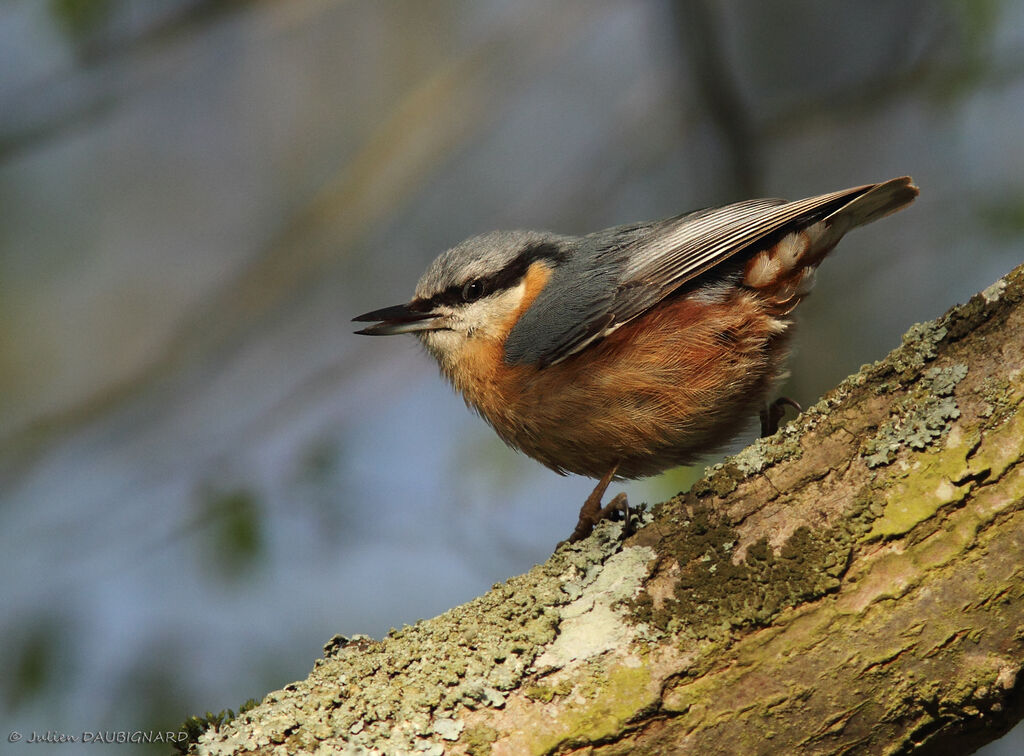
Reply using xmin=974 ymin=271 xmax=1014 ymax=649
xmin=523 ymin=677 xmax=576 ymax=704
xmin=463 ymin=725 xmax=498 ymax=756
xmin=866 ymin=426 xmax=979 ymax=541
xmin=555 ymin=678 xmax=575 ymax=696
xmin=629 ymin=493 xmax=858 ymax=640
xmin=527 ymin=663 xmax=655 ymax=755
xmin=630 ymin=592 xmax=672 ymax=634
xmin=524 ymin=685 xmax=556 ymax=703
xmin=175 ymin=699 xmax=258 ymax=755
xmin=692 ymin=465 xmax=738 ymax=497
xmin=968 ymin=405 xmax=1024 ymax=482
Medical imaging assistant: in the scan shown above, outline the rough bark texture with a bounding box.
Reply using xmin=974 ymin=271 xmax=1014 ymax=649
xmin=195 ymin=263 xmax=1024 ymax=756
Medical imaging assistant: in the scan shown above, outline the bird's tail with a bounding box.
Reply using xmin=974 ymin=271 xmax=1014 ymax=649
xmin=819 ymin=175 xmax=919 ymax=242
xmin=743 ymin=176 xmax=918 ymax=313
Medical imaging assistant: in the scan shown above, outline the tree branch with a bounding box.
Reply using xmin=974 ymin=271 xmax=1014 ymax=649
xmin=194 ymin=262 xmax=1024 ymax=756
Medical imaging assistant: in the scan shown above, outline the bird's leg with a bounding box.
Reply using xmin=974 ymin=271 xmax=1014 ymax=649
xmin=566 ymin=463 xmax=629 ymax=544
xmin=760 ymin=396 xmax=802 ymax=437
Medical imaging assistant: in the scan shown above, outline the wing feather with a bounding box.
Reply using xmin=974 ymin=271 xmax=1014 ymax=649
xmin=620 ymin=185 xmax=873 ymax=292
xmin=505 ymin=178 xmax=916 ymax=367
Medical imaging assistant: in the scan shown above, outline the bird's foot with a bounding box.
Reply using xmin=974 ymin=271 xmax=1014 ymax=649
xmin=565 ymin=492 xmax=630 ymax=545
xmin=561 ymin=465 xmax=634 ymax=545
xmin=760 ymin=396 xmax=802 ymax=437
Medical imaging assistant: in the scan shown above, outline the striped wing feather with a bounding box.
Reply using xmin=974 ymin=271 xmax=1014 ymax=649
xmin=507 ymin=177 xmax=917 ymax=366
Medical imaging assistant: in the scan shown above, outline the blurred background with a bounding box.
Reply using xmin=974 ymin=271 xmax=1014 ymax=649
xmin=1 ymin=0 xmax=1022 ymax=752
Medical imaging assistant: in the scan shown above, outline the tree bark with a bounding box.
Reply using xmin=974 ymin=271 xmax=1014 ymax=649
xmin=195 ymin=262 xmax=1024 ymax=756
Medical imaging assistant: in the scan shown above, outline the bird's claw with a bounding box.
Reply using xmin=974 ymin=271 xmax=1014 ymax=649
xmin=760 ymin=396 xmax=802 ymax=437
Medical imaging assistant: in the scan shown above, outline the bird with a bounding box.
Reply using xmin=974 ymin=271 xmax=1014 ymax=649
xmin=353 ymin=177 xmax=918 ymax=542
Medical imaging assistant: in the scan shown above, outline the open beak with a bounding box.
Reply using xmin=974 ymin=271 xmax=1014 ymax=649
xmin=352 ymin=303 xmax=445 ymax=335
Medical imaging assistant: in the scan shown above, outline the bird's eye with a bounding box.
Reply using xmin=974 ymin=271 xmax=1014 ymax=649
xmin=461 ymin=280 xmax=485 ymax=302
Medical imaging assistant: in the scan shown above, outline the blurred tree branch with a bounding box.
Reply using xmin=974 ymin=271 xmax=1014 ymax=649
xmin=667 ymin=0 xmax=1024 ymax=186
xmin=671 ymin=0 xmax=762 ymax=196
xmin=193 ymin=262 xmax=1024 ymax=754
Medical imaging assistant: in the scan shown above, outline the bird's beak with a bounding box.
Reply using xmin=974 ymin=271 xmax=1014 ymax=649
xmin=352 ymin=303 xmax=446 ymax=335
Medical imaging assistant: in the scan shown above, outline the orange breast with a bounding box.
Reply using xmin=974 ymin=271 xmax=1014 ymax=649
xmin=451 ymin=281 xmax=793 ymax=479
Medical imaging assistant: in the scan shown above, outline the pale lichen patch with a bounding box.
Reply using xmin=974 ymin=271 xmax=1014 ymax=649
xmin=862 ymin=363 xmax=968 ymax=468
xmin=725 ymin=425 xmax=803 ymax=478
xmin=982 ymin=277 xmax=1006 ymax=303
xmin=535 ymin=544 xmax=655 ymax=670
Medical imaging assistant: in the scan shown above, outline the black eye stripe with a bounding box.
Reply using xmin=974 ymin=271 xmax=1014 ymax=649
xmin=414 ymin=241 xmax=567 ymax=311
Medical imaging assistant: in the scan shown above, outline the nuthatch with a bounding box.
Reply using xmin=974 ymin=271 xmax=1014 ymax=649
xmin=354 ymin=177 xmax=918 ymax=542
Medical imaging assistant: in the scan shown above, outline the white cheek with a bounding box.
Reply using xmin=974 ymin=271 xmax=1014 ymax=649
xmin=419 ymin=329 xmax=463 ymax=360
xmin=463 ymin=282 xmax=527 ymax=337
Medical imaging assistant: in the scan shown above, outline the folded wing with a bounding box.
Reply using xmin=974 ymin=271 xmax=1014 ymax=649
xmin=504 ymin=177 xmax=918 ymax=367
